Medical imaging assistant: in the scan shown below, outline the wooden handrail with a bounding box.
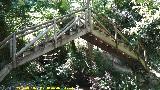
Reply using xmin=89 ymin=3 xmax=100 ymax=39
xmin=16 ymin=25 xmax=55 ymax=56
xmin=0 ymin=34 xmax=13 ymax=48
xmin=92 ymin=15 xmax=115 ymax=39
xmin=16 ymin=8 xmax=86 ymax=35
xmin=91 ymin=9 xmax=148 ymax=63
xmin=91 ymin=10 xmax=130 ymax=44
xmin=17 ymin=15 xmax=76 ymax=38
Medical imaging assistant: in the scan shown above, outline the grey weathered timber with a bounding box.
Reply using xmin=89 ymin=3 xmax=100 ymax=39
xmin=56 ymin=16 xmax=76 ymax=37
xmin=56 ymin=16 xmax=81 ymax=39
xmin=0 ymin=34 xmax=13 ymax=49
xmin=10 ymin=38 xmax=13 ymax=58
xmin=18 ymin=29 xmax=87 ymax=66
xmin=0 ymin=64 xmax=12 ymax=82
xmin=16 ymin=25 xmax=54 ymax=56
xmin=17 ymin=23 xmax=53 ymax=38
xmin=92 ymin=15 xmax=113 ymax=38
xmin=90 ymin=29 xmax=147 ymax=69
xmin=16 ymin=8 xmax=86 ymax=35
xmin=92 ymin=11 xmax=130 ymax=45
xmin=0 ymin=28 xmax=88 ymax=82
xmin=17 ymin=16 xmax=74 ymax=38
xmin=12 ymin=33 xmax=16 ymax=68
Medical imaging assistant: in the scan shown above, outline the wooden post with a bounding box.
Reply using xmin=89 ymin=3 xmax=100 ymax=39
xmin=85 ymin=0 xmax=91 ymax=31
xmin=45 ymin=25 xmax=49 ymax=42
xmin=10 ymin=38 xmax=13 ymax=58
xmin=54 ymin=20 xmax=57 ymax=48
xmin=137 ymin=43 xmax=140 ymax=60
xmin=13 ymin=33 xmax=16 ymax=68
xmin=16 ymin=25 xmax=54 ymax=56
xmin=113 ymin=26 xmax=118 ymax=67
xmin=144 ymin=50 xmax=147 ymax=61
xmin=88 ymin=0 xmax=92 ymax=32
xmin=114 ymin=26 xmax=118 ymax=48
xmin=85 ymin=8 xmax=88 ymax=30
xmin=56 ymin=16 xmax=79 ymax=39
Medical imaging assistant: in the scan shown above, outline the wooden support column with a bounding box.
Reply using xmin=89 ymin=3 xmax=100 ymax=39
xmin=54 ymin=21 xmax=57 ymax=48
xmin=137 ymin=43 xmax=140 ymax=60
xmin=114 ymin=26 xmax=118 ymax=48
xmin=85 ymin=0 xmax=91 ymax=32
xmin=16 ymin=25 xmax=54 ymax=56
xmin=88 ymin=0 xmax=92 ymax=32
xmin=10 ymin=38 xmax=13 ymax=58
xmin=144 ymin=50 xmax=147 ymax=62
xmin=13 ymin=33 xmax=16 ymax=68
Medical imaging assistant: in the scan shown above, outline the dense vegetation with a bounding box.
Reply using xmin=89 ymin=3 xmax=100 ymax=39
xmin=0 ymin=0 xmax=160 ymax=89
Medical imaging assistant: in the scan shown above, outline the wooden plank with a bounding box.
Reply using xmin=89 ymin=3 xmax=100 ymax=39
xmin=17 ymin=23 xmax=53 ymax=38
xmin=0 ymin=64 xmax=12 ymax=82
xmin=16 ymin=8 xmax=86 ymax=35
xmin=0 ymin=28 xmax=88 ymax=82
xmin=13 ymin=33 xmax=16 ymax=68
xmin=92 ymin=10 xmax=130 ymax=45
xmin=10 ymin=38 xmax=13 ymax=58
xmin=91 ymin=30 xmax=147 ymax=69
xmin=17 ymin=28 xmax=87 ymax=66
xmin=56 ymin=16 xmax=80 ymax=39
xmin=0 ymin=34 xmax=13 ymax=48
xmin=92 ymin=15 xmax=114 ymax=39
xmin=17 ymin=16 xmax=75 ymax=38
xmin=56 ymin=16 xmax=76 ymax=37
xmin=16 ymin=25 xmax=54 ymax=56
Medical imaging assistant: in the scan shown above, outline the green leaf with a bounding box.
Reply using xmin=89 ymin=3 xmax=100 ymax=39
xmin=136 ymin=0 xmax=145 ymax=3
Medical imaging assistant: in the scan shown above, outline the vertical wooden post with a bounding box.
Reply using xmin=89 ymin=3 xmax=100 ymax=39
xmin=45 ymin=25 xmax=49 ymax=42
xmin=88 ymin=0 xmax=92 ymax=32
xmin=13 ymin=33 xmax=16 ymax=68
xmin=114 ymin=27 xmax=118 ymax=48
xmin=144 ymin=50 xmax=147 ymax=61
xmin=85 ymin=2 xmax=88 ymax=30
xmin=54 ymin=21 xmax=57 ymax=48
xmin=10 ymin=38 xmax=13 ymax=58
xmin=137 ymin=43 xmax=140 ymax=60
xmin=16 ymin=25 xmax=53 ymax=56
xmin=85 ymin=0 xmax=91 ymax=32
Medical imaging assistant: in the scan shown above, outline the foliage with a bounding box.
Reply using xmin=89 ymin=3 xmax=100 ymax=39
xmin=0 ymin=0 xmax=160 ymax=89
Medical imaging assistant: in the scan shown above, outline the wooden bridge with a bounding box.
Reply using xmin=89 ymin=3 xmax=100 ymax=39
xmin=0 ymin=0 xmax=149 ymax=82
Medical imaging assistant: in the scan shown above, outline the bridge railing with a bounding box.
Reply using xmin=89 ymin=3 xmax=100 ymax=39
xmin=0 ymin=8 xmax=87 ymax=69
xmin=91 ymin=10 xmax=147 ymax=66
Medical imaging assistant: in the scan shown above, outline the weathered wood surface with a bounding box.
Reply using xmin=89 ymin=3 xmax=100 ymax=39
xmin=81 ymin=29 xmax=147 ymax=71
xmin=0 ymin=28 xmax=88 ymax=82
xmin=0 ymin=27 xmax=148 ymax=82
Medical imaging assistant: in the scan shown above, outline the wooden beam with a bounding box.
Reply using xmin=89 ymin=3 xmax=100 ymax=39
xmin=56 ymin=16 xmax=76 ymax=37
xmin=16 ymin=25 xmax=54 ymax=56
xmin=56 ymin=16 xmax=81 ymax=39
xmin=10 ymin=38 xmax=13 ymax=58
xmin=12 ymin=33 xmax=16 ymax=68
xmin=90 ymin=30 xmax=147 ymax=70
xmin=0 ymin=34 xmax=13 ymax=49
xmin=16 ymin=8 xmax=86 ymax=35
xmin=92 ymin=15 xmax=114 ymax=38
xmin=0 ymin=64 xmax=12 ymax=82
xmin=17 ymin=29 xmax=87 ymax=66
xmin=0 ymin=28 xmax=88 ymax=82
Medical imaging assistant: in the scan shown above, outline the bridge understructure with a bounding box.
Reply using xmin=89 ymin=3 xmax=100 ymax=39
xmin=0 ymin=0 xmax=149 ymax=83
